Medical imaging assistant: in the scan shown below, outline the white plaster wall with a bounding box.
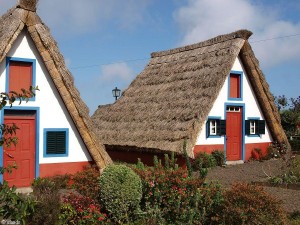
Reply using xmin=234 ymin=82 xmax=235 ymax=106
xmin=0 ymin=31 xmax=91 ymax=163
xmin=195 ymin=57 xmax=272 ymax=145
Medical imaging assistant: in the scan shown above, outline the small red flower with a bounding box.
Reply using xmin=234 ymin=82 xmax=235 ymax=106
xmin=98 ymin=217 xmax=105 ymax=221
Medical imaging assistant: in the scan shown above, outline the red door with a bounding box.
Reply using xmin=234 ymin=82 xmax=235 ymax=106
xmin=3 ymin=115 xmax=36 ymax=187
xmin=226 ymin=106 xmax=242 ymax=161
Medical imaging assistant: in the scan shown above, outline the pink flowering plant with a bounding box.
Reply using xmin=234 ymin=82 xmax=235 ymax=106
xmin=133 ymin=163 xmax=206 ymax=224
xmin=59 ymin=192 xmax=108 ymax=224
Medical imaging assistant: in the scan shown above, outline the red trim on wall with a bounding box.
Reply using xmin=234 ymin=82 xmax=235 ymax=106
xmin=245 ymin=142 xmax=271 ymax=161
xmin=194 ymin=142 xmax=271 ymax=161
xmin=40 ymin=161 xmax=92 ymax=177
xmin=193 ymin=144 xmax=224 ymax=155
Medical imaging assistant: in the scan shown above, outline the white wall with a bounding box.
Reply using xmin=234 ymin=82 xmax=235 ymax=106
xmin=195 ymin=57 xmax=272 ymax=145
xmin=0 ymin=31 xmax=91 ymax=163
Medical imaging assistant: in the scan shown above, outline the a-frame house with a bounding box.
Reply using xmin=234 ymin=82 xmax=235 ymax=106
xmin=0 ymin=0 xmax=112 ymax=187
xmin=92 ymin=29 xmax=289 ymax=165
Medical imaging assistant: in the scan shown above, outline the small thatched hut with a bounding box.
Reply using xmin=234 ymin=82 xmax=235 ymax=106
xmin=92 ymin=29 xmax=289 ymax=165
xmin=0 ymin=0 xmax=111 ymax=187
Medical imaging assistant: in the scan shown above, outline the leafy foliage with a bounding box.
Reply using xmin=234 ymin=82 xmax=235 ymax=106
xmin=270 ymin=155 xmax=300 ymax=184
xmin=47 ymin=173 xmax=72 ymax=189
xmin=191 ymin=152 xmax=217 ymax=170
xmin=219 ymin=183 xmax=287 ymax=225
xmin=289 ymin=138 xmax=300 ymax=152
xmin=0 ymin=86 xmax=39 ymax=150
xmin=30 ymin=177 xmax=61 ymax=225
xmin=99 ymin=164 xmax=142 ymax=224
xmin=0 ymin=165 xmax=36 ymax=224
xmin=132 ymin=162 xmax=224 ymax=225
xmin=71 ymin=165 xmax=100 ymax=199
xmin=60 ymin=192 xmax=108 ymax=224
xmin=275 ymin=95 xmax=300 ymax=136
xmin=211 ymin=150 xmax=225 ymax=166
xmin=0 ymin=86 xmax=39 ymax=110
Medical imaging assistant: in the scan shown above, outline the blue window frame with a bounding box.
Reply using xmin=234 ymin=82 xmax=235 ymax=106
xmin=6 ymin=57 xmax=36 ymax=101
xmin=43 ymin=128 xmax=69 ymax=157
xmin=228 ymin=70 xmax=243 ymax=101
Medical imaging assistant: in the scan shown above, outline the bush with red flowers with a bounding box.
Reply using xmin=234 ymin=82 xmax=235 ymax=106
xmin=219 ymin=183 xmax=288 ymax=225
xmin=59 ymin=192 xmax=108 ymax=224
xmin=133 ymin=162 xmax=223 ymax=224
xmin=71 ymin=165 xmax=100 ymax=199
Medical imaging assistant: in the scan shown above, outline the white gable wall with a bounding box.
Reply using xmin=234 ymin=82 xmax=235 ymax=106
xmin=0 ymin=31 xmax=91 ymax=164
xmin=195 ymin=56 xmax=272 ymax=149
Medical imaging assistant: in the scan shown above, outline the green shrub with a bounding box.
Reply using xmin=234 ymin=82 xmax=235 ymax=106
xmin=288 ymin=211 xmax=300 ymax=225
xmin=290 ymin=138 xmax=300 ymax=152
xmin=270 ymin=155 xmax=300 ymax=185
xmin=191 ymin=152 xmax=217 ymax=171
xmin=32 ymin=177 xmax=58 ymax=194
xmin=72 ymin=165 xmax=100 ymax=199
xmin=268 ymin=141 xmax=288 ymax=158
xmin=265 ymin=144 xmax=281 ymax=159
xmin=0 ymin=166 xmax=36 ymax=224
xmin=133 ymin=164 xmax=211 ymax=224
xmin=211 ymin=150 xmax=225 ymax=166
xmin=219 ymin=183 xmax=287 ymax=225
xmin=59 ymin=192 xmax=108 ymax=224
xmin=0 ymin=182 xmax=36 ymax=224
xmin=290 ymin=155 xmax=300 ymax=177
xmin=99 ymin=164 xmax=142 ymax=224
xmin=48 ymin=173 xmax=72 ymax=189
xmin=30 ymin=177 xmax=60 ymax=225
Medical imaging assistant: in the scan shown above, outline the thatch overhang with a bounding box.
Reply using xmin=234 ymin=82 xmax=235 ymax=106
xmin=0 ymin=0 xmax=112 ymax=169
xmin=92 ymin=29 xmax=289 ymax=158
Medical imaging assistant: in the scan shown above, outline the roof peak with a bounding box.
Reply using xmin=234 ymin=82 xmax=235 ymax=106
xmin=151 ymin=29 xmax=253 ymax=58
xmin=18 ymin=0 xmax=38 ymax=12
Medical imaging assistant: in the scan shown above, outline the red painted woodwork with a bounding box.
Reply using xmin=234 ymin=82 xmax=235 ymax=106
xmin=226 ymin=108 xmax=242 ymax=160
xmin=3 ymin=116 xmax=36 ymax=187
xmin=245 ymin=142 xmax=271 ymax=161
xmin=9 ymin=61 xmax=32 ymax=92
xmin=40 ymin=161 xmax=92 ymax=177
xmin=193 ymin=144 xmax=224 ymax=155
xmin=230 ymin=74 xmax=240 ymax=98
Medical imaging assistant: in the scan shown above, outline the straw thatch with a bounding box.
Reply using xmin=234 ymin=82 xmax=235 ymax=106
xmin=92 ymin=29 xmax=289 ymax=158
xmin=0 ymin=0 xmax=112 ymax=169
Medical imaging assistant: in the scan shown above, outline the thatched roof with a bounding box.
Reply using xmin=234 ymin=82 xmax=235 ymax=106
xmin=92 ymin=29 xmax=289 ymax=158
xmin=0 ymin=0 xmax=112 ymax=168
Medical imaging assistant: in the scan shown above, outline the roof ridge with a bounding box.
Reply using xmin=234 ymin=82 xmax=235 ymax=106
xmin=151 ymin=29 xmax=252 ymax=58
xmin=17 ymin=0 xmax=38 ymax=12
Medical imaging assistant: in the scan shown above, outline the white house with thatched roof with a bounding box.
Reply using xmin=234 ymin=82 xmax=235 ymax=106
xmin=92 ymin=29 xmax=289 ymax=165
xmin=0 ymin=0 xmax=111 ymax=187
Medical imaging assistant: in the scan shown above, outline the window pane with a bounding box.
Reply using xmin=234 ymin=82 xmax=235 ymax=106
xmin=210 ymin=120 xmax=217 ymax=135
xmin=250 ymin=121 xmax=256 ymax=134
